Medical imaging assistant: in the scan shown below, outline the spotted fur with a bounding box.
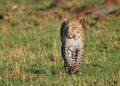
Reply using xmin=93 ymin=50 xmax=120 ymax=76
xmin=60 ymin=17 xmax=85 ymax=74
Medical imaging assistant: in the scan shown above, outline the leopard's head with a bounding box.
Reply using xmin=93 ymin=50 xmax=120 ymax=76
xmin=64 ymin=17 xmax=86 ymax=39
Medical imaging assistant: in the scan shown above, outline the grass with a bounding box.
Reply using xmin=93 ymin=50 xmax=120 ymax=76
xmin=0 ymin=0 xmax=120 ymax=86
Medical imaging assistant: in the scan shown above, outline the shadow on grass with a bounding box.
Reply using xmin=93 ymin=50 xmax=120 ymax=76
xmin=35 ymin=7 xmax=47 ymax=11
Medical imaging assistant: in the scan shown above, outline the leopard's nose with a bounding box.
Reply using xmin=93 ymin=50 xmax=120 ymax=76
xmin=67 ymin=30 xmax=73 ymax=35
xmin=67 ymin=34 xmax=76 ymax=38
xmin=67 ymin=34 xmax=72 ymax=38
xmin=67 ymin=32 xmax=72 ymax=37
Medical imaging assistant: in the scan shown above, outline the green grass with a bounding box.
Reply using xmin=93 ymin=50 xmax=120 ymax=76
xmin=0 ymin=0 xmax=120 ymax=86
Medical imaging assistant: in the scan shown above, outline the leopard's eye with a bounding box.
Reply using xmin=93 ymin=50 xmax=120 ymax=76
xmin=72 ymin=26 xmax=76 ymax=29
xmin=72 ymin=26 xmax=77 ymax=31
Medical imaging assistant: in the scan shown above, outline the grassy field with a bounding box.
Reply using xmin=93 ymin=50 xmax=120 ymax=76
xmin=0 ymin=0 xmax=120 ymax=86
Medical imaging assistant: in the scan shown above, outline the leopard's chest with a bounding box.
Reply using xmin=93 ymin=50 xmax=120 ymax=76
xmin=62 ymin=37 xmax=84 ymax=58
xmin=65 ymin=38 xmax=82 ymax=50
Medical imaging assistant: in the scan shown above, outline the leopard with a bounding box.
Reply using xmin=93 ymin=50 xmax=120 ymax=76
xmin=60 ymin=17 xmax=86 ymax=75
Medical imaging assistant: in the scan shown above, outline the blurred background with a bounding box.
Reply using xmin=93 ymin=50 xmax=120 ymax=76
xmin=0 ymin=0 xmax=120 ymax=86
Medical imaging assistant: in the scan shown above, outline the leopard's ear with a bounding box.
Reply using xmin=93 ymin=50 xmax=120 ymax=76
xmin=63 ymin=18 xmax=69 ymax=24
xmin=77 ymin=17 xmax=84 ymax=24
xmin=77 ymin=17 xmax=87 ymax=30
